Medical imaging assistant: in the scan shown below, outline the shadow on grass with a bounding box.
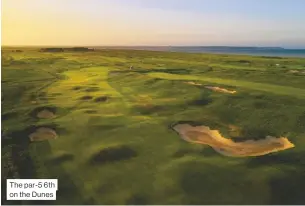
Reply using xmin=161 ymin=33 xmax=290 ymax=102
xmin=1 ymin=125 xmax=85 ymax=205
xmin=134 ymin=68 xmax=192 ymax=75
xmin=178 ymin=163 xmax=246 ymax=204
xmin=187 ymin=92 xmax=213 ymax=106
xmin=89 ymin=145 xmax=138 ymax=165
xmin=126 ymin=193 xmax=150 ymax=205
xmin=89 ymin=124 xmax=123 ymax=131
xmin=93 ymin=96 xmax=109 ymax=103
xmin=132 ymin=104 xmax=165 ymax=115
xmin=109 ymin=68 xmax=192 ymax=75
xmin=46 ymin=153 xmax=74 ymax=165
xmin=239 ymin=126 xmax=277 ymax=141
xmin=245 ymin=152 xmax=304 ymax=168
xmin=172 ymin=147 xmax=218 ymax=158
xmin=2 ymin=112 xmax=19 ymax=121
xmin=172 ymin=148 xmax=195 ymax=158
xmin=245 ymin=151 xmax=305 ymax=204
xmin=268 ymin=169 xmax=305 ymax=204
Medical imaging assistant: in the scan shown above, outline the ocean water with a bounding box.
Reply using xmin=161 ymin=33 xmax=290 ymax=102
xmin=169 ymin=47 xmax=305 ymax=58
xmin=102 ymin=46 xmax=305 ymax=58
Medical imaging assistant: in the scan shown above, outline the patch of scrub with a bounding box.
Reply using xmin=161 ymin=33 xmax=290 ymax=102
xmin=47 ymin=152 xmax=74 ymax=164
xmin=103 ymin=113 xmax=124 ymax=117
xmin=228 ymin=124 xmax=242 ymax=138
xmin=89 ymin=124 xmax=123 ymax=131
xmin=171 ymin=123 xmax=294 ymax=157
xmin=2 ymin=111 xmax=18 ymax=121
xmin=79 ymin=95 xmax=93 ymax=100
xmin=72 ymin=86 xmax=83 ymax=90
xmin=133 ymin=104 xmax=165 ymax=115
xmin=172 ymin=148 xmax=195 ymax=158
xmin=89 ymin=145 xmax=137 ymax=165
xmin=84 ymin=87 xmax=100 ymax=92
xmin=94 ymin=96 xmax=109 ymax=103
xmin=125 ymin=193 xmax=150 ymax=205
xmin=188 ymin=93 xmax=213 ymax=106
xmin=29 ymin=127 xmax=58 ymax=142
xmin=84 ymin=109 xmax=98 ymax=114
xmin=204 ymin=86 xmax=236 ymax=94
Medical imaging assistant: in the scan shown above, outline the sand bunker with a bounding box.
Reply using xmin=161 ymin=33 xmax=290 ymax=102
xmin=185 ymin=81 xmax=202 ymax=86
xmin=289 ymin=70 xmax=299 ymax=74
xmin=171 ymin=123 xmax=294 ymax=157
xmin=36 ymin=109 xmax=56 ymax=119
xmin=185 ymin=82 xmax=237 ymax=94
xmin=288 ymin=70 xmax=305 ymax=75
xmin=205 ymin=86 xmax=236 ymax=94
xmin=31 ymin=107 xmax=56 ymax=119
xmin=29 ymin=127 xmax=57 ymax=142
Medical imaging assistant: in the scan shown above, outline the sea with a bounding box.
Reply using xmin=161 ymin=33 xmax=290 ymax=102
xmin=99 ymin=46 xmax=305 ymax=58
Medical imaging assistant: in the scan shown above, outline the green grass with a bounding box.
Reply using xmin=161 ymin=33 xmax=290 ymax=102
xmin=146 ymin=72 xmax=305 ymax=99
xmin=2 ymin=48 xmax=305 ymax=205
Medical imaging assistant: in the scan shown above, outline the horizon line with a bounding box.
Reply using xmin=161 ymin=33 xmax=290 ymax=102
xmin=2 ymin=45 xmax=305 ymax=49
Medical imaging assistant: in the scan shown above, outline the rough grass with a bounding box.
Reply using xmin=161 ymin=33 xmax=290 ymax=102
xmin=2 ymin=48 xmax=305 ymax=205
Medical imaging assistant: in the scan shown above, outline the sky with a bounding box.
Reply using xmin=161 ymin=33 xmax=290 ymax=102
xmin=2 ymin=0 xmax=305 ymax=48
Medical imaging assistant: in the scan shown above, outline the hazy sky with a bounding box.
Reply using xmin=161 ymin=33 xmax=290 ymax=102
xmin=2 ymin=0 xmax=305 ymax=48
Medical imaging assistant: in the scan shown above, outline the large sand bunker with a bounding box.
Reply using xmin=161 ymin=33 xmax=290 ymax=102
xmin=29 ymin=127 xmax=57 ymax=142
xmin=204 ymin=86 xmax=236 ymax=94
xmin=171 ymin=123 xmax=294 ymax=157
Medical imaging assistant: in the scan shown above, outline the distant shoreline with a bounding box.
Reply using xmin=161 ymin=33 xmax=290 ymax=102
xmin=96 ymin=46 xmax=305 ymax=58
xmin=2 ymin=46 xmax=305 ymax=58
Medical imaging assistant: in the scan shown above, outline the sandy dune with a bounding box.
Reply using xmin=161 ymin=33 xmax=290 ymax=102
xmin=172 ymin=123 xmax=295 ymax=157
